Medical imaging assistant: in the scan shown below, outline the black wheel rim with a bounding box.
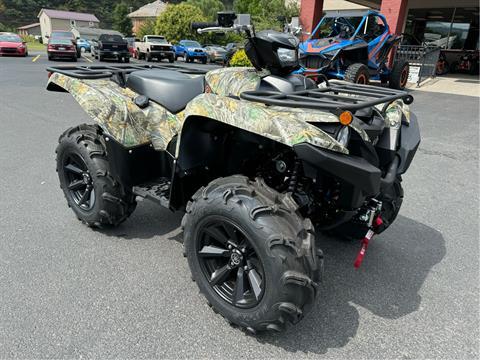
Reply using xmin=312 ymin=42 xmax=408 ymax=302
xmin=197 ymin=218 xmax=265 ymax=309
xmin=357 ymin=74 xmax=367 ymax=84
xmin=63 ymin=153 xmax=95 ymax=211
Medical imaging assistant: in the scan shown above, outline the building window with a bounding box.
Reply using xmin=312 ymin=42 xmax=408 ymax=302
xmin=405 ymin=7 xmax=479 ymax=50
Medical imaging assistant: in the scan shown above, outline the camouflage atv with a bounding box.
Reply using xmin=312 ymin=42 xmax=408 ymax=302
xmin=47 ymin=13 xmax=420 ymax=333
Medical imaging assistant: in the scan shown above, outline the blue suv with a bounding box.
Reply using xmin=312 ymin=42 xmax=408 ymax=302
xmin=174 ymin=40 xmax=207 ymax=64
xmin=76 ymin=38 xmax=91 ymax=53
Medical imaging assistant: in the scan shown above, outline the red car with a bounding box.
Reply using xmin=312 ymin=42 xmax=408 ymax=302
xmin=0 ymin=32 xmax=28 ymax=57
xmin=47 ymin=38 xmax=77 ymax=61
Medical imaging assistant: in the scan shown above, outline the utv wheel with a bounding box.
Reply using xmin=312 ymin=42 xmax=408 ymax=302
xmin=183 ymin=176 xmax=322 ymax=332
xmin=56 ymin=124 xmax=136 ymax=228
xmin=449 ymin=61 xmax=458 ymax=74
xmin=344 ymin=63 xmax=370 ymax=84
xmin=389 ymin=61 xmax=409 ymax=90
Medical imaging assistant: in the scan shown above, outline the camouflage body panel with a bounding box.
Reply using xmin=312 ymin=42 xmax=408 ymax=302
xmin=48 ymin=72 xmax=184 ymax=150
xmin=205 ymin=67 xmax=268 ymax=97
xmin=48 ymin=71 xmax=378 ymax=156
xmin=184 ymin=93 xmax=349 ymax=154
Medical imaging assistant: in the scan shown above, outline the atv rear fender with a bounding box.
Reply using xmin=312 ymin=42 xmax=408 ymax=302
xmin=47 ymin=72 xmax=183 ymax=150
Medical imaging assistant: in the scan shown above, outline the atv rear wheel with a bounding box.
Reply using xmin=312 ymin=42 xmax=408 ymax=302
xmin=56 ymin=124 xmax=136 ymax=228
xmin=344 ymin=63 xmax=370 ymax=84
xmin=389 ymin=61 xmax=409 ymax=90
xmin=183 ymin=176 xmax=322 ymax=333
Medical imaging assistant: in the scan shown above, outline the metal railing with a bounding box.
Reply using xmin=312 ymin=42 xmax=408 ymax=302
xmin=396 ymin=45 xmax=441 ymax=87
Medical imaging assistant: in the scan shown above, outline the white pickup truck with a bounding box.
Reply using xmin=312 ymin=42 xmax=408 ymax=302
xmin=135 ymin=35 xmax=175 ymax=63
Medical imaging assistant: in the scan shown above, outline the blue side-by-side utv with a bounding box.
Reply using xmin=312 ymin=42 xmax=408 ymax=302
xmin=297 ymin=10 xmax=409 ymax=89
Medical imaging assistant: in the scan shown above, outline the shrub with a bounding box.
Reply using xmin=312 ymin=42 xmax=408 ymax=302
xmin=229 ymin=49 xmax=252 ymax=67
xmin=137 ymin=20 xmax=156 ymax=39
xmin=20 ymin=35 xmax=36 ymax=43
xmin=155 ymin=3 xmax=207 ymax=43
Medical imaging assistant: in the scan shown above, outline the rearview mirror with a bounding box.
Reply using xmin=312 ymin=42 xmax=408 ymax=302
xmin=217 ymin=11 xmax=236 ymax=27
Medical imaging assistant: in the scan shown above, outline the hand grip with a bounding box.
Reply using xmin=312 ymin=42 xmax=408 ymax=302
xmin=191 ymin=22 xmax=218 ymax=30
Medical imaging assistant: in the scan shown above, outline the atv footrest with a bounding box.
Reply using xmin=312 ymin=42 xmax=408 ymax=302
xmin=133 ymin=178 xmax=171 ymax=208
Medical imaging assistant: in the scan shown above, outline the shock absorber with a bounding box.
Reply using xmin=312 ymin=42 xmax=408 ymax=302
xmin=288 ymin=160 xmax=301 ymax=193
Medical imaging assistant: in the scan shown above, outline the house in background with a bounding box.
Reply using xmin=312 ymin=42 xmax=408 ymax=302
xmin=128 ymin=0 xmax=167 ymax=35
xmin=38 ymin=9 xmax=100 ymax=43
xmin=17 ymin=23 xmax=41 ymax=37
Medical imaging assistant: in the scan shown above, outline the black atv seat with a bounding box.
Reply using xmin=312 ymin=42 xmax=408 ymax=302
xmin=126 ymin=69 xmax=204 ymax=114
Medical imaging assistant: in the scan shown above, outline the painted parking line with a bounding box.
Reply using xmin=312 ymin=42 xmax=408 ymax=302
xmin=82 ymin=55 xmax=93 ymax=63
xmin=32 ymin=55 xmax=40 ymax=62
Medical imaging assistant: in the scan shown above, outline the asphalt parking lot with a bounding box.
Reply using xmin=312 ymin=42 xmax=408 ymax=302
xmin=0 ymin=51 xmax=479 ymax=359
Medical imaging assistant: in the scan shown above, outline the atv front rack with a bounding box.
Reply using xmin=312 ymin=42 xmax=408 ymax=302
xmin=47 ymin=64 xmax=207 ymax=87
xmin=240 ymin=82 xmax=414 ymax=112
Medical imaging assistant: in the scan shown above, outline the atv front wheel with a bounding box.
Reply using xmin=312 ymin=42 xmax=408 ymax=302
xmin=389 ymin=61 xmax=409 ymax=90
xmin=183 ymin=176 xmax=322 ymax=333
xmin=344 ymin=63 xmax=370 ymax=84
xmin=56 ymin=124 xmax=136 ymax=228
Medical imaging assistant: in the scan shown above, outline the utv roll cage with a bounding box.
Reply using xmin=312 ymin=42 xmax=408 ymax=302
xmin=47 ymin=64 xmax=413 ymax=112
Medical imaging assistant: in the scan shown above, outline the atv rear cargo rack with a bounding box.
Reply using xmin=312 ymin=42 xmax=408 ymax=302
xmin=47 ymin=64 xmax=207 ymax=87
xmin=240 ymin=82 xmax=413 ymax=112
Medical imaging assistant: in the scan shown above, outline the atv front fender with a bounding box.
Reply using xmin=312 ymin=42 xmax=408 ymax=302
xmin=47 ymin=73 xmax=183 ymax=150
xmin=183 ymin=93 xmax=349 ymax=155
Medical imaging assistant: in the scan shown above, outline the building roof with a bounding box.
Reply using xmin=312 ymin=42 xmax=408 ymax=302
xmin=128 ymin=0 xmax=167 ymax=18
xmin=38 ymin=9 xmax=100 ymax=22
xmin=17 ymin=22 xmax=41 ymax=30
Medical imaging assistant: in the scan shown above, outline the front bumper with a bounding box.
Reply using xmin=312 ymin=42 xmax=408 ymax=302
xmin=149 ymin=51 xmax=175 ymax=58
xmin=99 ymin=50 xmax=130 ymax=58
xmin=187 ymin=52 xmax=207 ymax=58
xmin=209 ymin=54 xmax=226 ymax=62
xmin=294 ymin=143 xmax=381 ymax=208
xmin=48 ymin=50 xmax=76 ymax=58
xmin=0 ymin=47 xmax=26 ymax=56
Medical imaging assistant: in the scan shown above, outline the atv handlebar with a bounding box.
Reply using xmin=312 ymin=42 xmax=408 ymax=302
xmin=191 ymin=22 xmax=218 ymax=30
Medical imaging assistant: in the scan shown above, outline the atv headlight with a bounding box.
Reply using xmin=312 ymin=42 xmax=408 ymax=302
xmin=336 ymin=126 xmax=350 ymax=146
xmin=277 ymin=47 xmax=297 ymax=67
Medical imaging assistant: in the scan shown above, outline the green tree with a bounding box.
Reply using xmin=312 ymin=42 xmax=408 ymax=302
xmin=137 ymin=19 xmax=156 ymax=38
xmin=155 ymin=3 xmax=207 ymax=43
xmin=233 ymin=0 xmax=293 ymax=31
xmin=186 ymin=0 xmax=225 ymax=21
xmin=112 ymin=2 xmax=133 ymax=36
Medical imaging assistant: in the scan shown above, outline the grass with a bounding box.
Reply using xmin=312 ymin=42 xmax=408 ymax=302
xmin=26 ymin=41 xmax=46 ymax=51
